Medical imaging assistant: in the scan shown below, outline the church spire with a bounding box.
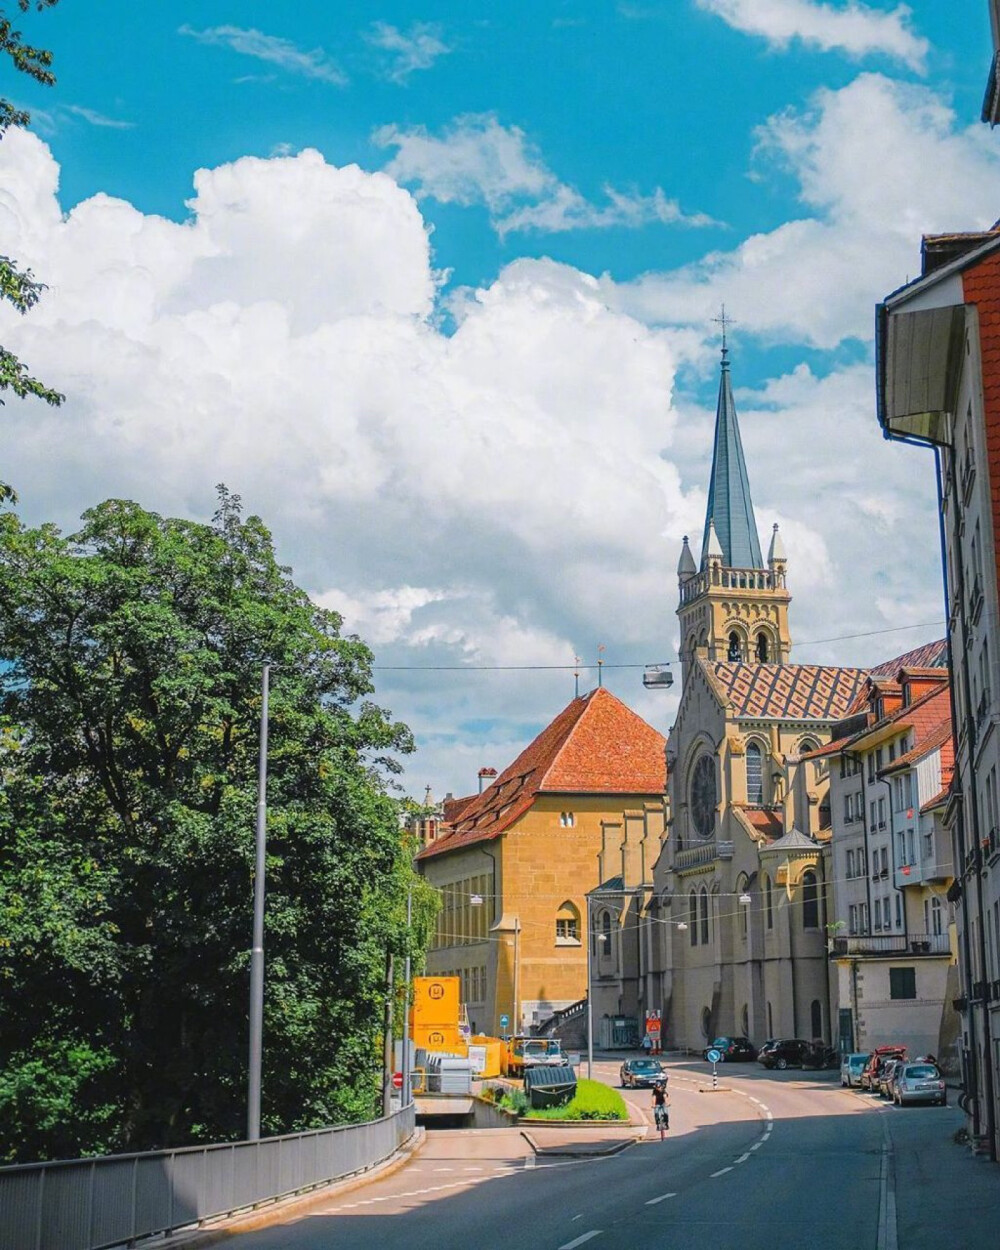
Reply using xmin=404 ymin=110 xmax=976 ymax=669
xmin=700 ymin=315 xmax=763 ymax=570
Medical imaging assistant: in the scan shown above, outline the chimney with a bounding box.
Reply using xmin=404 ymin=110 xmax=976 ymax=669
xmin=478 ymin=767 xmax=498 ymax=794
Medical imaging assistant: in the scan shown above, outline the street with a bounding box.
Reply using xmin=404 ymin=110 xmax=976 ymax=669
xmin=217 ymin=1058 xmax=1000 ymax=1250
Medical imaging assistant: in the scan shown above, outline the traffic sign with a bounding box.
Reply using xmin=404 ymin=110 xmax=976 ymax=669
xmin=391 ymin=1071 xmax=404 ymax=1090
xmin=706 ymin=1048 xmax=722 ymax=1064
xmin=500 ymin=1014 xmax=510 ymax=1028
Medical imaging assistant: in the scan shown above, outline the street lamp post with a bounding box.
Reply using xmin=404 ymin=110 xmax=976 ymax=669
xmin=247 ymin=663 xmax=270 ymax=1142
xmin=401 ymin=884 xmax=413 ymax=1107
xmin=587 ymin=899 xmax=594 ymax=1079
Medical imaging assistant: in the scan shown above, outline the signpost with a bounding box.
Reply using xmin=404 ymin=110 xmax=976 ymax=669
xmin=706 ymin=1047 xmax=722 ymax=1091
xmin=500 ymin=1013 xmax=510 ymax=1038
xmin=391 ymin=1071 xmax=404 ymax=1090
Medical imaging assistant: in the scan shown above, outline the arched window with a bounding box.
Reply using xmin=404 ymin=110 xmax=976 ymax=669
xmin=737 ymin=875 xmax=749 ymax=939
xmin=556 ymin=901 xmax=580 ymax=945
xmin=700 ymin=886 xmax=710 ymax=945
xmin=746 ymin=742 xmax=764 ymax=805
xmin=601 ymin=910 xmax=612 ymax=956
xmin=931 ymin=896 xmax=943 ymax=936
xmin=756 ymin=632 xmax=769 ymax=662
xmin=810 ymin=999 xmax=822 ymax=1040
xmin=764 ymin=872 xmax=773 ymax=930
xmin=728 ymin=631 xmax=741 ymax=661
xmin=802 ymin=870 xmax=819 ymax=929
xmin=689 ymin=891 xmax=698 ymax=946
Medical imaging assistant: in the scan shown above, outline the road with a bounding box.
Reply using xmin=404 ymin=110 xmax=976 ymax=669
xmin=220 ymin=1057 xmax=999 ymax=1250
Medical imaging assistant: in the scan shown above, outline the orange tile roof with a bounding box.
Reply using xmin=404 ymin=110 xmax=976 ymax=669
xmin=708 ymin=662 xmax=869 ymax=721
xmin=881 ymin=716 xmax=952 ymax=772
xmin=417 ymin=687 xmax=666 ymax=861
xmin=736 ymin=806 xmax=784 ymax=839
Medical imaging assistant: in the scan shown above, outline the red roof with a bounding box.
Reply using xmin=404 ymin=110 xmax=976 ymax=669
xmin=737 ymin=806 xmax=784 ymax=839
xmin=417 ymin=688 xmax=666 ymax=860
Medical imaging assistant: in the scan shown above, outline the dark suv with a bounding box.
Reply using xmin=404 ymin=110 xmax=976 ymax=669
xmin=703 ymin=1035 xmax=757 ymax=1062
xmin=758 ymin=1039 xmax=809 ymax=1070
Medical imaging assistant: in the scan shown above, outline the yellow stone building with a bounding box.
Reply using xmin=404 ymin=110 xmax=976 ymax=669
xmin=417 ymin=687 xmax=666 ymax=1036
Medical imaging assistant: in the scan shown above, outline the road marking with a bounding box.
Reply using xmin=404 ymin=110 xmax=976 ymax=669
xmin=711 ymin=1166 xmax=733 ymax=1177
xmin=559 ymin=1232 xmax=603 ymax=1249
xmin=524 ymin=1153 xmax=536 ymax=1170
xmin=571 ymin=1213 xmax=584 ymax=1221
xmin=765 ymin=1110 xmax=773 ymax=1121
xmin=734 ymin=1153 xmax=751 ymax=1164
xmin=750 ymin=1142 xmax=763 ymax=1150
xmin=645 ymin=1192 xmax=677 ymax=1205
xmin=877 ymin=1109 xmax=899 ymax=1250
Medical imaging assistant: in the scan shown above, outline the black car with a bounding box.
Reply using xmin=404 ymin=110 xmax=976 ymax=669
xmin=620 ymin=1058 xmax=667 ymax=1088
xmin=757 ymin=1038 xmax=809 ymax=1070
xmin=703 ymin=1035 xmax=758 ymax=1062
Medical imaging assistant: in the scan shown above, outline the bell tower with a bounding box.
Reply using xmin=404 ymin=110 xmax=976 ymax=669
xmin=677 ymin=322 xmax=791 ymax=685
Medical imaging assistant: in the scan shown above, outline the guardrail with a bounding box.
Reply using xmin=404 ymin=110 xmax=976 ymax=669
xmin=0 ymin=1104 xmax=416 ymax=1250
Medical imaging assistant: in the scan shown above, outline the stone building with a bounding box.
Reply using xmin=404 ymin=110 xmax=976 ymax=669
xmin=878 ymin=223 xmax=1000 ymax=1157
xmin=417 ymin=687 xmax=666 ymax=1037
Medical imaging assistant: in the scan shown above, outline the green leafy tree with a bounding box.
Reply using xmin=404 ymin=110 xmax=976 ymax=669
xmin=1 ymin=0 xmax=63 ymax=409
xmin=0 ymin=487 xmax=421 ymax=1160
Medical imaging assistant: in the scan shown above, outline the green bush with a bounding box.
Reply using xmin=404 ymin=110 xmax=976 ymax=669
xmin=523 ymin=1078 xmax=628 ymax=1121
xmin=498 ymin=1088 xmax=530 ymax=1117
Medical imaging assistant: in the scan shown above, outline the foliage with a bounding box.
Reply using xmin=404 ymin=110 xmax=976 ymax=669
xmin=0 ymin=0 xmax=63 ymax=409
xmin=523 ymin=1078 xmax=628 ymax=1121
xmin=497 ymin=1087 xmax=529 ymax=1117
xmin=0 ymin=487 xmax=421 ymax=1161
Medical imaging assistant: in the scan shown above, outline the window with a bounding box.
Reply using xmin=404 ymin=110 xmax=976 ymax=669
xmin=859 ymin=902 xmax=868 ymax=932
xmin=874 ymin=899 xmax=881 ymax=931
xmin=931 ymin=896 xmax=943 ymax=937
xmin=700 ymin=886 xmax=710 ymax=945
xmin=846 ymin=849 xmax=855 ymax=878
xmin=728 ymin=631 xmax=742 ymax=661
xmin=802 ymin=871 xmax=819 ymax=929
xmin=844 ymin=794 xmax=853 ymax=824
xmin=556 ymin=901 xmax=581 ymax=945
xmin=602 ymin=910 xmax=612 ymax=955
xmin=889 ymin=967 xmax=917 ymax=1000
xmin=870 ymin=800 xmax=878 ymax=830
xmin=742 ymin=1004 xmax=750 ymax=1036
xmin=877 ymin=796 xmax=886 ymax=827
xmin=765 ymin=873 xmax=773 ymax=930
xmin=746 ymin=742 xmax=764 ymax=804
xmin=559 ymin=811 xmax=575 ymax=827
xmin=810 ymin=999 xmax=822 ymax=1039
xmin=689 ymin=892 xmax=698 ymax=946
xmin=737 ymin=875 xmax=749 ymax=939
xmin=756 ymin=632 xmax=769 ymax=662
xmin=849 ymin=904 xmax=858 ymax=935
xmin=895 ymin=893 xmax=902 ymax=928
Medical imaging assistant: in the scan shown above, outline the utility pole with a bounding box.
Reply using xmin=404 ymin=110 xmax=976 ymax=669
xmin=247 ymin=664 xmax=270 ymax=1142
xmin=401 ymin=885 xmax=413 ymax=1106
xmin=383 ymin=952 xmax=395 ymax=1117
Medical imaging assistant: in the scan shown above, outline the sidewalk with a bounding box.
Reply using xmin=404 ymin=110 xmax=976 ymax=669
xmin=519 ymin=1123 xmax=646 ymax=1158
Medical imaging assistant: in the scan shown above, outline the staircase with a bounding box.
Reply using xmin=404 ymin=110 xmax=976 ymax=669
xmin=531 ymin=998 xmax=588 ymax=1050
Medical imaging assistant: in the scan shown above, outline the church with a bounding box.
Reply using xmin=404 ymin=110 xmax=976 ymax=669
xmin=641 ymin=335 xmax=933 ymax=1051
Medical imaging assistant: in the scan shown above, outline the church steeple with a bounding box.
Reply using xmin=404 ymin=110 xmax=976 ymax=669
xmin=676 ymin=312 xmax=792 ymax=683
xmin=701 ymin=331 xmax=763 ymax=570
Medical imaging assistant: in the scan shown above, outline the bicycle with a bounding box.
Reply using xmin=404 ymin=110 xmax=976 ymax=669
xmin=654 ymin=1102 xmax=670 ymax=1138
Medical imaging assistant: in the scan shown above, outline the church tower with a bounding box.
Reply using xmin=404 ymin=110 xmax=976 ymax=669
xmin=677 ymin=331 xmax=791 ymax=683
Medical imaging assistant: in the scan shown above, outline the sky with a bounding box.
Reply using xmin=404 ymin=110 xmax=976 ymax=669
xmin=1 ymin=1 xmax=998 ymax=802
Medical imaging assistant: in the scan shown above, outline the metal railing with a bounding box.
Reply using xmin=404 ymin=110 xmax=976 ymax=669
xmin=0 ymin=1104 xmax=416 ymax=1250
xmin=830 ymin=932 xmax=950 ymax=958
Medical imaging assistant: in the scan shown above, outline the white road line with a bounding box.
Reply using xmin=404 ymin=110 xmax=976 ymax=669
xmin=559 ymin=1232 xmax=603 ymax=1249
xmin=711 ymin=1167 xmax=733 ymax=1177
xmin=751 ymin=1142 xmax=763 ymax=1150
xmin=765 ymin=1110 xmax=773 ymax=1121
xmin=645 ymin=1192 xmax=677 ymax=1205
xmin=571 ymin=1213 xmax=584 ymax=1221
xmin=734 ymin=1153 xmax=751 ymax=1164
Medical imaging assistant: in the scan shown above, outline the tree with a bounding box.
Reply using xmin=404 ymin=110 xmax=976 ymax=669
xmin=0 ymin=487 xmax=421 ymax=1160
xmin=1 ymin=0 xmax=63 ymax=409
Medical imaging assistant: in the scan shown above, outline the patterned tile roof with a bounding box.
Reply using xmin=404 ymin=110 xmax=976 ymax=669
xmin=707 ymin=661 xmax=869 ymax=721
xmin=417 ymin=687 xmax=666 ymax=861
xmin=868 ymin=638 xmax=948 ymax=676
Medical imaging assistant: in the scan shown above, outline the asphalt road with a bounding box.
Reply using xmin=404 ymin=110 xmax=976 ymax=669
xmin=220 ymin=1058 xmax=999 ymax=1250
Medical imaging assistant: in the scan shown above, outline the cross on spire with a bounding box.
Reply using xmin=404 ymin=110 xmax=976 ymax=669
xmin=712 ymin=305 xmax=737 ymax=363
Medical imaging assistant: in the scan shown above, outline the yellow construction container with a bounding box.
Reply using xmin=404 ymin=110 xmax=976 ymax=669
xmin=410 ymin=976 xmax=467 ymax=1053
xmin=468 ymin=1035 xmax=505 ymax=1079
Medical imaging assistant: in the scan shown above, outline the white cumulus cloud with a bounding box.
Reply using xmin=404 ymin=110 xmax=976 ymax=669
xmin=374 ymin=113 xmax=717 ymax=238
xmin=696 ymin=0 xmax=928 ymax=71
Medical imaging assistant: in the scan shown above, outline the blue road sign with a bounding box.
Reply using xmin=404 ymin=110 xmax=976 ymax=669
xmin=500 ymin=1014 xmax=510 ymax=1028
xmin=706 ymin=1048 xmax=722 ymax=1064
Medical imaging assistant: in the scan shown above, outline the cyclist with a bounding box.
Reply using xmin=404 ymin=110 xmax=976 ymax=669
xmin=651 ymin=1079 xmax=670 ymax=1140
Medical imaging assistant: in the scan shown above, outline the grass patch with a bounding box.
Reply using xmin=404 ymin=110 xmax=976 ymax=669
xmin=522 ymin=1078 xmax=628 ymax=1121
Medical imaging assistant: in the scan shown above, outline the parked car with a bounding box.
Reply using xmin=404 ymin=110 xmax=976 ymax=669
xmin=878 ymin=1057 xmax=903 ymax=1098
xmin=840 ymin=1052 xmax=868 ymax=1087
xmin=861 ymin=1046 xmax=907 ymax=1093
xmin=893 ymin=1062 xmax=947 ymax=1106
xmin=758 ymin=1039 xmax=809 ymax=1070
xmin=703 ymin=1035 xmax=758 ymax=1062
xmin=620 ymin=1058 xmax=667 ymax=1088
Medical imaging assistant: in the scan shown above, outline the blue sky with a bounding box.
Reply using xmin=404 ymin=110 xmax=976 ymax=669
xmin=3 ymin=1 xmax=998 ymax=796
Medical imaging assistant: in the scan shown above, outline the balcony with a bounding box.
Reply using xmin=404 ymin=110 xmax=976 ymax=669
xmin=674 ymin=843 xmax=717 ymax=872
xmin=829 ymin=933 xmax=950 ymax=958
xmin=679 ymin=565 xmax=783 ymax=604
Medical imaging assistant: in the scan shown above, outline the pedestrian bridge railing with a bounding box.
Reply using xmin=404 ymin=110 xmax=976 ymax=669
xmin=0 ymin=1103 xmax=416 ymax=1250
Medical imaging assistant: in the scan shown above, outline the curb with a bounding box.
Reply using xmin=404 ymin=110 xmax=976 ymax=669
xmin=158 ymin=1127 xmax=427 ymax=1247
xmin=519 ymin=1128 xmax=644 ymax=1159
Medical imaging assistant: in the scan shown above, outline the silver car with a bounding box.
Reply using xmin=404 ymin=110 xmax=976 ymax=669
xmin=840 ymin=1052 xmax=867 ymax=1088
xmin=893 ymin=1063 xmax=947 ymax=1106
